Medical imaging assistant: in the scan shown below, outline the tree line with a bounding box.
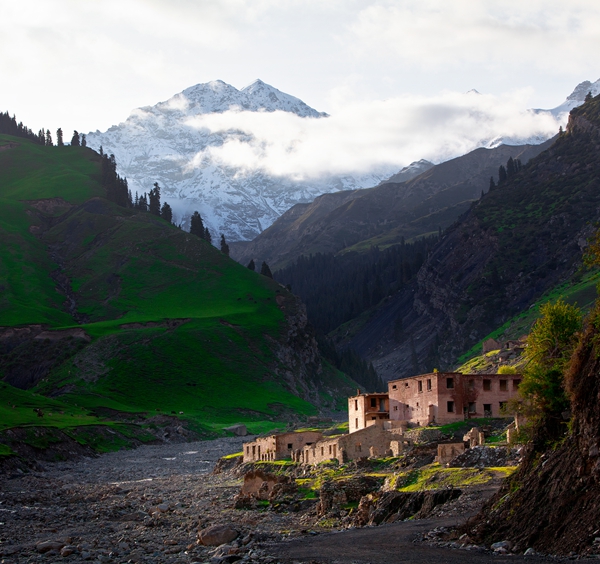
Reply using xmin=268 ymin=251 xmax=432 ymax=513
xmin=274 ymin=234 xmax=439 ymax=334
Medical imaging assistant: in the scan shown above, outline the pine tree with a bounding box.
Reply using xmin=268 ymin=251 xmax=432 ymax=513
xmin=148 ymin=182 xmax=161 ymax=216
xmin=220 ymin=234 xmax=230 ymax=256
xmin=506 ymin=156 xmax=516 ymax=178
xmin=498 ymin=164 xmax=507 ymax=184
xmin=81 ymin=133 xmax=87 ymax=147
xmin=71 ymin=131 xmax=80 ymax=146
xmin=45 ymin=129 xmax=53 ymax=146
xmin=260 ymin=261 xmax=273 ymax=278
xmin=204 ymin=227 xmax=212 ymax=243
xmin=56 ymin=128 xmax=64 ymax=146
xmin=247 ymin=259 xmax=256 ymax=271
xmin=138 ymin=194 xmax=148 ymax=212
xmin=585 ymin=91 xmax=593 ymax=103
xmin=189 ymin=211 xmax=205 ymax=238
xmin=160 ymin=201 xmax=173 ymax=223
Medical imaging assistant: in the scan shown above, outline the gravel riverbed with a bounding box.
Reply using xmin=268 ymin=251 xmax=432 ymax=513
xmin=0 ymin=439 xmax=568 ymax=564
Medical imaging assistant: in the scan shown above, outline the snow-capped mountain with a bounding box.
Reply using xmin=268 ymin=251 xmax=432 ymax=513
xmin=86 ymin=79 xmax=392 ymax=241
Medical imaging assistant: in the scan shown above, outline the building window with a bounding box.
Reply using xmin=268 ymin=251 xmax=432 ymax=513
xmin=483 ymin=379 xmax=491 ymax=391
xmin=355 ymin=400 xmax=358 ymax=410
xmin=405 ymin=382 xmax=409 ymax=387
xmin=499 ymin=401 xmax=507 ymax=413
xmin=328 ymin=445 xmax=332 ymax=454
xmin=513 ymin=379 xmax=521 ymax=390
xmin=447 ymin=377 xmax=454 ymax=389
xmin=418 ymin=380 xmax=423 ymax=392
xmin=371 ymin=398 xmax=377 ymax=408
xmin=499 ymin=380 xmax=508 ymax=391
xmin=468 ymin=402 xmax=476 ymax=414
xmin=416 ymin=402 xmax=419 ymax=407
xmin=321 ymin=447 xmax=324 ymax=456
xmin=447 ymin=401 xmax=455 ymax=413
xmin=468 ymin=379 xmax=475 ymax=390
xmin=246 ymin=447 xmax=250 ymax=454
xmin=371 ymin=416 xmax=376 ymax=420
xmin=357 ymin=443 xmax=362 ymax=452
xmin=287 ymin=443 xmax=293 ymax=449
xmin=483 ymin=404 xmax=492 ymax=416
xmin=393 ymin=406 xmax=398 ymax=411
xmin=355 ymin=418 xmax=358 ymax=429
xmin=392 ymin=384 xmax=397 ymax=389
xmin=427 ymin=379 xmax=432 ymax=391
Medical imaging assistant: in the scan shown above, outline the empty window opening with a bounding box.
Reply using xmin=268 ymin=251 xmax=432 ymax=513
xmin=483 ymin=404 xmax=492 ymax=416
xmin=405 ymin=382 xmax=409 ymax=387
xmin=355 ymin=418 xmax=358 ymax=429
xmin=393 ymin=406 xmax=398 ymax=411
xmin=499 ymin=401 xmax=507 ymax=412
xmin=371 ymin=398 xmax=377 ymax=408
xmin=427 ymin=379 xmax=432 ymax=391
xmin=371 ymin=416 xmax=377 ymax=420
xmin=287 ymin=443 xmax=293 ymax=449
xmin=447 ymin=377 xmax=454 ymax=389
xmin=392 ymin=384 xmax=397 ymax=389
xmin=321 ymin=447 xmax=324 ymax=456
xmin=328 ymin=445 xmax=332 ymax=455
xmin=379 ymin=398 xmax=386 ymax=411
xmin=468 ymin=402 xmax=476 ymax=414
xmin=483 ymin=379 xmax=491 ymax=391
xmin=468 ymin=379 xmax=475 ymax=390
xmin=418 ymin=380 xmax=423 ymax=392
xmin=513 ymin=379 xmax=521 ymax=390
xmin=355 ymin=399 xmax=358 ymax=410
xmin=500 ymin=380 xmax=508 ymax=391
xmin=447 ymin=401 xmax=455 ymax=413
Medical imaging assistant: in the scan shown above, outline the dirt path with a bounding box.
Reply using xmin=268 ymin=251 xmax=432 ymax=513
xmin=265 ymin=517 xmax=566 ymax=563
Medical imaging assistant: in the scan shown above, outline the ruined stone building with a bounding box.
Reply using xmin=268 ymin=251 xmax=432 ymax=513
xmin=348 ymin=392 xmax=389 ymax=431
xmin=243 ymin=431 xmax=322 ymax=463
xmin=387 ymin=371 xmax=521 ymax=426
xmin=243 ymin=371 xmax=519 ymax=466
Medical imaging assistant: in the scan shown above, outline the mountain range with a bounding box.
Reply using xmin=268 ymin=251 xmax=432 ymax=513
xmin=86 ymin=79 xmax=394 ymax=241
xmin=85 ymin=79 xmax=599 ymax=243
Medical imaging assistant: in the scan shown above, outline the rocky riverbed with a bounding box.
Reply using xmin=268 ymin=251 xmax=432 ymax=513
xmin=0 ymin=439 xmax=569 ymax=564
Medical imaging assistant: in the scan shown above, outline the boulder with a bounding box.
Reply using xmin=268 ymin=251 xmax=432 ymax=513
xmin=198 ymin=524 xmax=239 ymax=546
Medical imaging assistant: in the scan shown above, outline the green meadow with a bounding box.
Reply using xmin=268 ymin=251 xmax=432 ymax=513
xmin=0 ymin=135 xmax=353 ymax=453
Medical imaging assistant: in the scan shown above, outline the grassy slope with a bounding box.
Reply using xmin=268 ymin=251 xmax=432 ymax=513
xmin=0 ymin=135 xmax=352 ymax=446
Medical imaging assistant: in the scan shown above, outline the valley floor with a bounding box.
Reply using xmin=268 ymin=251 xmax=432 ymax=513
xmin=0 ymin=439 xmax=569 ymax=564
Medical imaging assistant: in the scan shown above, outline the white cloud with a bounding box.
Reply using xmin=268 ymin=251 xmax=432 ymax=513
xmin=184 ymin=89 xmax=563 ymax=179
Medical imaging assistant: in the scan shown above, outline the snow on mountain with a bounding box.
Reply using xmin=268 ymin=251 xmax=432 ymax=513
xmin=381 ymin=159 xmax=435 ymax=184
xmin=86 ymin=79 xmax=389 ymax=241
xmin=491 ymin=78 xmax=600 ymax=146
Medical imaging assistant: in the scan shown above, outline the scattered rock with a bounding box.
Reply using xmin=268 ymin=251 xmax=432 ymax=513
xmin=198 ymin=524 xmax=240 ymax=546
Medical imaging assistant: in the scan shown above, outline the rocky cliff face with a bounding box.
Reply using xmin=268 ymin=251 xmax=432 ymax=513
xmin=465 ymin=303 xmax=600 ymax=555
xmin=339 ymin=93 xmax=600 ymax=381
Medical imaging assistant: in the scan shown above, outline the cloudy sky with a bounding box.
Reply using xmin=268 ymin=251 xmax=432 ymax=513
xmin=2 ymin=0 xmax=600 ymax=170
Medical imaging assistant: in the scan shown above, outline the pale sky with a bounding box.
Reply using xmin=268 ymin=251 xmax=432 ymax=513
xmin=2 ymin=0 xmax=600 ymax=139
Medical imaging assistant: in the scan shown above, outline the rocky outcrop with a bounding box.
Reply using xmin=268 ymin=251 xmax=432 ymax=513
xmin=465 ymin=303 xmax=600 ymax=555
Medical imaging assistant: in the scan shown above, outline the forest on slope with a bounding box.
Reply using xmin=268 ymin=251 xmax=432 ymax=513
xmin=335 ymin=93 xmax=600 ymax=381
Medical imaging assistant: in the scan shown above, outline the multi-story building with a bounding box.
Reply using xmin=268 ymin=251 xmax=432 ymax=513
xmin=347 ymin=392 xmax=389 ymax=432
xmin=387 ymin=371 xmax=521 ymax=426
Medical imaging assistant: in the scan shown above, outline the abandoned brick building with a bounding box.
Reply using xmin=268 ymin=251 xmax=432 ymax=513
xmin=243 ymin=371 xmax=519 ymax=465
xmin=350 ymin=371 xmax=520 ymax=427
xmin=243 ymin=431 xmax=322 ymax=463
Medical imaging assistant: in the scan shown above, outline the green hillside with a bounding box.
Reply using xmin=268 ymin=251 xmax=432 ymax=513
xmin=0 ymin=135 xmax=354 ymax=454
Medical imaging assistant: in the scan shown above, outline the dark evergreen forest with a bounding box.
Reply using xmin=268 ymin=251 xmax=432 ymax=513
xmin=274 ymin=235 xmax=438 ymax=334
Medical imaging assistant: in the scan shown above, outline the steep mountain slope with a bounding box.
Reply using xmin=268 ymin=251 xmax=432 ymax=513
xmin=337 ymin=93 xmax=600 ymax=381
xmin=465 ymin=301 xmax=600 ymax=555
xmin=232 ymin=141 xmax=553 ymax=270
xmin=0 ymin=135 xmax=355 ymax=438
xmin=86 ymin=80 xmax=393 ymax=242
